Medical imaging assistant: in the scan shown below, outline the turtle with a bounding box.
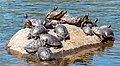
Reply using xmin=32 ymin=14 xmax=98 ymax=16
xmin=27 ymin=25 xmax=47 ymax=40
xmin=45 ymin=7 xmax=67 ymax=20
xmin=38 ymin=47 xmax=55 ymax=61
xmin=39 ymin=34 xmax=63 ymax=49
xmin=24 ymin=39 xmax=46 ymax=54
xmin=23 ymin=14 xmax=52 ymax=28
xmin=60 ymin=12 xmax=81 ymax=25
xmin=82 ymin=27 xmax=94 ymax=36
xmin=80 ymin=14 xmax=98 ymax=28
xmin=54 ymin=24 xmax=69 ymax=41
xmin=93 ymin=26 xmax=114 ymax=43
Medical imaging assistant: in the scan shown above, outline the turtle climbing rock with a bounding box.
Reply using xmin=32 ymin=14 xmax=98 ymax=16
xmin=27 ymin=25 xmax=47 ymax=40
xmin=38 ymin=47 xmax=55 ymax=61
xmin=39 ymin=34 xmax=63 ymax=48
xmin=54 ymin=24 xmax=69 ymax=40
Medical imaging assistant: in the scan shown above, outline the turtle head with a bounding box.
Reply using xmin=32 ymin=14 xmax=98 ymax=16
xmin=24 ymin=14 xmax=28 ymax=19
xmin=108 ymin=24 xmax=111 ymax=28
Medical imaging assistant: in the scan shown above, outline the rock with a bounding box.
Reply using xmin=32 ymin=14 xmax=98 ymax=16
xmin=6 ymin=24 xmax=102 ymax=60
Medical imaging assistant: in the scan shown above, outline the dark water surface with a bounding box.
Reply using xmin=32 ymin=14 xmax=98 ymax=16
xmin=0 ymin=0 xmax=120 ymax=66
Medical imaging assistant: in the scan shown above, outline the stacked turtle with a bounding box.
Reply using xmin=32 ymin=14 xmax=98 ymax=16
xmin=23 ymin=7 xmax=114 ymax=61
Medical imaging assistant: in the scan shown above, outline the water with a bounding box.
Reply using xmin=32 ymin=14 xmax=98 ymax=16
xmin=0 ymin=0 xmax=120 ymax=66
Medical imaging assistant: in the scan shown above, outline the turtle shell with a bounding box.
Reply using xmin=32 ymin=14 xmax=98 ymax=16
xmin=39 ymin=34 xmax=62 ymax=48
xmin=38 ymin=47 xmax=54 ymax=61
xmin=100 ymin=28 xmax=114 ymax=38
xmin=27 ymin=25 xmax=47 ymax=39
xmin=83 ymin=27 xmax=93 ymax=36
xmin=54 ymin=25 xmax=69 ymax=39
xmin=24 ymin=39 xmax=46 ymax=54
xmin=30 ymin=25 xmax=47 ymax=36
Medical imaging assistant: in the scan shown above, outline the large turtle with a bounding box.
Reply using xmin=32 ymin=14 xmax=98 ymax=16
xmin=54 ymin=24 xmax=69 ymax=41
xmin=92 ymin=25 xmax=114 ymax=43
xmin=27 ymin=25 xmax=47 ymax=40
xmin=24 ymin=14 xmax=52 ymax=28
xmin=45 ymin=7 xmax=67 ymax=20
xmin=39 ymin=34 xmax=63 ymax=48
xmin=38 ymin=47 xmax=55 ymax=61
xmin=24 ymin=39 xmax=46 ymax=54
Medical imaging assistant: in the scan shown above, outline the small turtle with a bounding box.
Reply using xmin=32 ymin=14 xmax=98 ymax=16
xmin=82 ymin=27 xmax=93 ymax=36
xmin=38 ymin=47 xmax=55 ymax=61
xmin=27 ymin=25 xmax=47 ymax=40
xmin=39 ymin=34 xmax=63 ymax=48
xmin=80 ymin=14 xmax=98 ymax=28
xmin=45 ymin=7 xmax=67 ymax=20
xmin=24 ymin=14 xmax=52 ymax=28
xmin=24 ymin=39 xmax=46 ymax=54
xmin=54 ymin=24 xmax=69 ymax=40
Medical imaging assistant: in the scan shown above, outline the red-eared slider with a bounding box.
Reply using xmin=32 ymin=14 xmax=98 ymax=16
xmin=24 ymin=14 xmax=52 ymax=28
xmin=82 ymin=27 xmax=94 ymax=36
xmin=54 ymin=24 xmax=69 ymax=40
xmin=38 ymin=47 xmax=55 ymax=61
xmin=80 ymin=14 xmax=98 ymax=28
xmin=39 ymin=34 xmax=63 ymax=48
xmin=93 ymin=25 xmax=114 ymax=43
xmin=45 ymin=7 xmax=67 ymax=20
xmin=27 ymin=25 xmax=47 ymax=40
xmin=24 ymin=39 xmax=46 ymax=54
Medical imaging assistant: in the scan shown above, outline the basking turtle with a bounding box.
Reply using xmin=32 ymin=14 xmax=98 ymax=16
xmin=61 ymin=13 xmax=81 ymax=26
xmin=93 ymin=26 xmax=114 ymax=43
xmin=24 ymin=14 xmax=52 ymax=28
xmin=80 ymin=14 xmax=98 ymax=28
xmin=39 ymin=34 xmax=63 ymax=48
xmin=38 ymin=47 xmax=55 ymax=61
xmin=54 ymin=24 xmax=69 ymax=40
xmin=24 ymin=39 xmax=46 ymax=54
xmin=27 ymin=25 xmax=47 ymax=40
xmin=82 ymin=27 xmax=93 ymax=36
xmin=45 ymin=7 xmax=67 ymax=20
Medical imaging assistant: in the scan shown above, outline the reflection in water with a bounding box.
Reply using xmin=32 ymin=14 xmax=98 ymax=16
xmin=24 ymin=41 xmax=114 ymax=66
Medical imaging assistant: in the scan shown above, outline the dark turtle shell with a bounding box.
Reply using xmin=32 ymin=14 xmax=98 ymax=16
xmin=93 ymin=27 xmax=114 ymax=43
xmin=100 ymin=28 xmax=114 ymax=39
xmin=54 ymin=25 xmax=69 ymax=40
xmin=39 ymin=34 xmax=63 ymax=48
xmin=27 ymin=25 xmax=47 ymax=40
xmin=38 ymin=47 xmax=55 ymax=61
xmin=24 ymin=39 xmax=46 ymax=54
